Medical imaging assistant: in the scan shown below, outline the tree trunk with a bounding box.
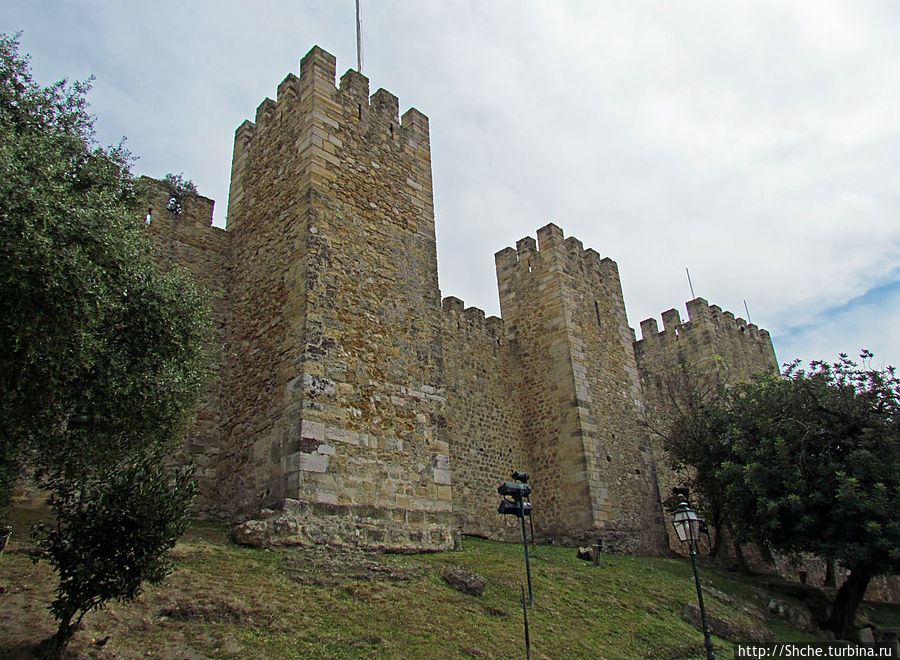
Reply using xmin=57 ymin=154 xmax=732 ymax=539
xmin=709 ymin=522 xmax=722 ymax=557
xmin=725 ymin=523 xmax=750 ymax=573
xmin=824 ymin=558 xmax=836 ymax=588
xmin=45 ymin=605 xmax=79 ymax=659
xmin=826 ymin=567 xmax=873 ymax=640
xmin=732 ymin=538 xmax=750 ymax=574
xmin=708 ymin=507 xmax=725 ymax=558
xmin=756 ymin=542 xmax=774 ymax=565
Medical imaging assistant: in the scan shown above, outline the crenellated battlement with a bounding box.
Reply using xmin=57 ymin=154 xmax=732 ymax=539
xmin=634 ymin=294 xmax=779 ymax=454
xmin=230 ymin=46 xmax=429 ymax=169
xmin=441 ymin=296 xmax=504 ymax=338
xmin=138 ymin=176 xmax=219 ymax=233
xmin=636 ymin=296 xmax=773 ymax=348
xmin=277 ymin=72 xmax=300 ymax=102
xmin=495 ymin=223 xmax=622 ymax=284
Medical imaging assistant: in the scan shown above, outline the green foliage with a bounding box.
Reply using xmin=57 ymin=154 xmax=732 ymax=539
xmin=0 ymin=33 xmax=210 ymax=655
xmin=162 ymin=172 xmax=198 ymax=214
xmin=718 ymin=353 xmax=899 ymax=573
xmin=33 ymin=449 xmax=196 ymax=655
xmin=0 ymin=32 xmax=210 ymax=488
xmin=668 ymin=351 xmax=900 ymax=638
xmin=662 ymin=384 xmax=733 ymax=547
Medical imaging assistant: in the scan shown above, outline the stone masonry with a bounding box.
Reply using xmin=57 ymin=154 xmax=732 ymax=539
xmin=141 ymin=46 xmax=778 ymax=554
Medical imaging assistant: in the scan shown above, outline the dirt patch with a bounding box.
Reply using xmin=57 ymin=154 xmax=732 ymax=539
xmin=280 ymin=547 xmax=424 ymax=587
xmin=159 ymin=599 xmax=251 ymax=623
xmin=481 ymin=604 xmax=510 ymax=618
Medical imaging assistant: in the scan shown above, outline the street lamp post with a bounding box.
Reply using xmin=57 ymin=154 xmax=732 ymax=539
xmin=671 ymin=487 xmax=716 ymax=660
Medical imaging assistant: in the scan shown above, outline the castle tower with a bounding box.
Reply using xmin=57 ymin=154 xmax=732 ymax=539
xmin=634 ymin=297 xmax=778 ymax=407
xmin=217 ymin=46 xmax=455 ymax=550
xmin=495 ymin=224 xmax=667 ymax=553
xmin=634 ymin=297 xmax=779 ymax=549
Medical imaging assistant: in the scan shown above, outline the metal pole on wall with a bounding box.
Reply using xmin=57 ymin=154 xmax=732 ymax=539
xmin=355 ymin=0 xmax=363 ymax=73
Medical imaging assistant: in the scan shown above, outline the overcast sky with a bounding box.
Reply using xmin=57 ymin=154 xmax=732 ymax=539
xmin=4 ymin=1 xmax=899 ymax=370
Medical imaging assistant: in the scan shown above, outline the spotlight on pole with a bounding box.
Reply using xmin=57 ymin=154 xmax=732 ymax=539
xmin=498 ymin=472 xmax=534 ymax=607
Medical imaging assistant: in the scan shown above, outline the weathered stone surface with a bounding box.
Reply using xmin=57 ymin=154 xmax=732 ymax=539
xmin=230 ymin=499 xmax=459 ymax=553
xmin=442 ymin=566 xmax=487 ymax=596
xmin=231 ymin=518 xmax=270 ymax=547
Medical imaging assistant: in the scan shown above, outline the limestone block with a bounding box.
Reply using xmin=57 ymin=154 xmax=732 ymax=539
xmin=442 ymin=566 xmax=486 ymax=596
xmin=299 ymin=453 xmax=328 ymax=473
xmin=316 ymin=489 xmax=338 ymax=505
xmin=300 ymin=419 xmax=325 ymax=441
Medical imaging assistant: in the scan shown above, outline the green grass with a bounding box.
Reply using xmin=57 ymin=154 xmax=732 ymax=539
xmin=1 ymin=512 xmax=896 ymax=659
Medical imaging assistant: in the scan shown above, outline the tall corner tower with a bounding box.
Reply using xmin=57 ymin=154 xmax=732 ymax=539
xmin=219 ymin=46 xmax=454 ymax=550
xmin=495 ymin=224 xmax=667 ymax=554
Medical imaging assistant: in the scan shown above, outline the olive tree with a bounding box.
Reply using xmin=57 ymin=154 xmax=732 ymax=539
xmin=0 ymin=33 xmax=210 ymax=655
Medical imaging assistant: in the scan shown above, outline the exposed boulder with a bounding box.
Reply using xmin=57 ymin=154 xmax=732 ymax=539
xmin=442 ymin=566 xmax=486 ymax=596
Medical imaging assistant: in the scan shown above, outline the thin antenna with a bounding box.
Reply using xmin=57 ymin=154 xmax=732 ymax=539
xmin=744 ymin=299 xmax=752 ymax=324
xmin=686 ymin=268 xmax=695 ymax=299
xmin=355 ymin=0 xmax=363 ymax=73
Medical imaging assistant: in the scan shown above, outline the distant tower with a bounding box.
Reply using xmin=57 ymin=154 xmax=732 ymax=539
xmin=495 ymin=225 xmax=668 ymax=553
xmin=634 ymin=297 xmax=778 ymax=549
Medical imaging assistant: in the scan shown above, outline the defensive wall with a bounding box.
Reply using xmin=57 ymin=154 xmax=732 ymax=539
xmin=139 ymin=179 xmax=230 ymax=515
xmin=141 ymin=45 xmax=776 ymax=556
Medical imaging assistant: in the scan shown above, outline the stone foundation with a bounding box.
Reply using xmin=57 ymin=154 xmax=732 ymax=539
xmin=231 ymin=499 xmax=460 ymax=553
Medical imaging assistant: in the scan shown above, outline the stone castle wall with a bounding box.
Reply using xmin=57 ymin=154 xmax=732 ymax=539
xmin=141 ymin=45 xmax=778 ymax=555
xmin=140 ymin=179 xmax=230 ymax=515
xmin=635 ymin=296 xmax=778 ymax=412
xmin=441 ymin=298 xmax=527 ymax=541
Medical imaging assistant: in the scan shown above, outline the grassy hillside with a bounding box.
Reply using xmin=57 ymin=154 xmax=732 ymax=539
xmin=1 ymin=511 xmax=897 ymax=659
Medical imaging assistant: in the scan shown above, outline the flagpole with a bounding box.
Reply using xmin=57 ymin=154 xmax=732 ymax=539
xmin=356 ymin=0 xmax=363 ymax=73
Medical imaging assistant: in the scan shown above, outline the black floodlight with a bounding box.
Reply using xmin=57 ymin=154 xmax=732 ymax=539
xmin=498 ymin=482 xmax=531 ymax=499
xmin=498 ymin=499 xmax=532 ymax=517
xmin=496 ymin=472 xmax=536 ymax=607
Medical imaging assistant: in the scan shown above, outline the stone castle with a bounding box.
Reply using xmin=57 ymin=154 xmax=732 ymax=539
xmin=140 ymin=46 xmax=778 ymax=555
